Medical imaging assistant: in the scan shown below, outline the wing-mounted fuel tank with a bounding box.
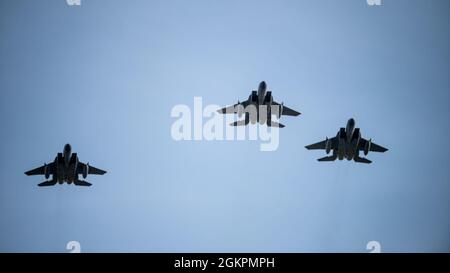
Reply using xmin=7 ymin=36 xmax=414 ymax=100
xmin=236 ymin=101 xmax=244 ymax=118
xmin=275 ymin=102 xmax=284 ymax=119
xmin=325 ymin=137 xmax=331 ymax=154
xmin=43 ymin=163 xmax=50 ymax=179
xmin=83 ymin=163 xmax=89 ymax=179
xmin=364 ymin=138 xmax=372 ymax=155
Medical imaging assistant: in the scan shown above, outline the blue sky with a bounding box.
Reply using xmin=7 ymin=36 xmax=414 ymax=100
xmin=0 ymin=0 xmax=449 ymax=252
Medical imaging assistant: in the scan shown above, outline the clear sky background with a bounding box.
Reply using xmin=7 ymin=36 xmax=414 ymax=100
xmin=0 ymin=0 xmax=449 ymax=252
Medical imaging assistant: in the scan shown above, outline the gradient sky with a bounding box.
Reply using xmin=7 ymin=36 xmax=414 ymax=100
xmin=0 ymin=0 xmax=449 ymax=252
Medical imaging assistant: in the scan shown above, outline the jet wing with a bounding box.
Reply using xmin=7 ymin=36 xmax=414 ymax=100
xmin=25 ymin=162 xmax=54 ymax=176
xmin=77 ymin=162 xmax=107 ymax=175
xmin=272 ymin=101 xmax=301 ymax=116
xmin=217 ymin=101 xmax=249 ymax=114
xmin=358 ymin=138 xmax=388 ymax=153
xmin=305 ymin=137 xmax=336 ymax=150
xmin=218 ymin=105 xmax=238 ymax=114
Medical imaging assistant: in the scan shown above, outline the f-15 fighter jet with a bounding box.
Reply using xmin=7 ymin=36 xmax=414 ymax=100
xmin=305 ymin=118 xmax=388 ymax=163
xmin=217 ymin=81 xmax=300 ymax=128
xmin=25 ymin=144 xmax=106 ymax=186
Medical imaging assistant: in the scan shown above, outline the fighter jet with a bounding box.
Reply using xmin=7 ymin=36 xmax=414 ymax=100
xmin=217 ymin=81 xmax=300 ymax=128
xmin=25 ymin=144 xmax=106 ymax=187
xmin=305 ymin=118 xmax=388 ymax=163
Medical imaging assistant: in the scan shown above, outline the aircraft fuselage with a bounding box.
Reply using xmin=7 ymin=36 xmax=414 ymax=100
xmin=53 ymin=144 xmax=81 ymax=184
xmin=332 ymin=118 xmax=363 ymax=161
xmin=244 ymin=81 xmax=275 ymax=124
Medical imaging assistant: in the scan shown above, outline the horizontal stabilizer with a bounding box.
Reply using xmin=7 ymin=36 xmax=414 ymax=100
xmin=318 ymin=156 xmax=337 ymax=162
xmin=230 ymin=120 xmax=248 ymax=126
xmin=354 ymin=157 xmax=372 ymax=164
xmin=38 ymin=180 xmax=57 ymax=187
xmin=267 ymin=121 xmax=285 ymax=128
xmin=74 ymin=180 xmax=92 ymax=187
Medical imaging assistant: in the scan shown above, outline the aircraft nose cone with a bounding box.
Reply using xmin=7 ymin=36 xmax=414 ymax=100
xmin=64 ymin=143 xmax=71 ymax=152
xmin=260 ymin=81 xmax=267 ymax=89
xmin=349 ymin=118 xmax=355 ymax=126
